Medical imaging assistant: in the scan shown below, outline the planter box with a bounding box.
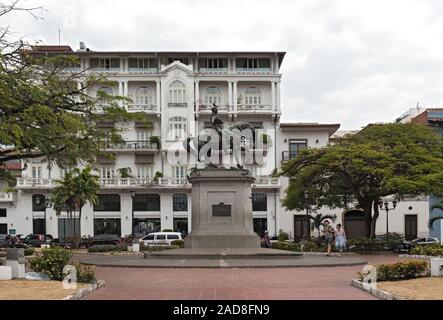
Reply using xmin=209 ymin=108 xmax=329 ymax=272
xmin=431 ymin=258 xmax=443 ymax=277
xmin=0 ymin=266 xmax=12 ymax=281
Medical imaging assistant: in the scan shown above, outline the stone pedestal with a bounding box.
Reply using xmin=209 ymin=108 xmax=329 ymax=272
xmin=185 ymin=168 xmax=260 ymax=249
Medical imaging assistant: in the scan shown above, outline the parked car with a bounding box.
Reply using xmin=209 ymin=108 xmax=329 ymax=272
xmin=140 ymin=232 xmax=183 ymax=246
xmin=0 ymin=234 xmax=11 ymax=248
xmin=394 ymin=237 xmax=440 ymax=253
xmin=91 ymin=234 xmax=122 ymax=246
xmin=23 ymin=234 xmax=54 ymax=248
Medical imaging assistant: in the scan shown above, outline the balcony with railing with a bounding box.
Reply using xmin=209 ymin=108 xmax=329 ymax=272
xmin=252 ymin=176 xmax=281 ymax=188
xmin=0 ymin=192 xmax=14 ymax=202
xmin=128 ymin=68 xmax=158 ymax=75
xmin=236 ymin=68 xmax=272 ymax=75
xmin=127 ymin=104 xmax=160 ymax=113
xmin=103 ymin=141 xmax=160 ymax=152
xmin=198 ymin=103 xmax=230 ymax=112
xmin=168 ymin=103 xmax=188 ymax=108
xmin=198 ymin=68 xmax=228 ymax=75
xmin=238 ymin=104 xmax=274 ymax=112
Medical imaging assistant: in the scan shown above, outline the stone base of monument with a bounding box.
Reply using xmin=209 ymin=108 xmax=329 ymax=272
xmin=185 ymin=168 xmax=262 ymax=249
xmin=185 ymin=234 xmax=260 ymax=249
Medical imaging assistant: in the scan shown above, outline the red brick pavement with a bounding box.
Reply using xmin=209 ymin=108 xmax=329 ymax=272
xmin=85 ymin=254 xmax=406 ymax=300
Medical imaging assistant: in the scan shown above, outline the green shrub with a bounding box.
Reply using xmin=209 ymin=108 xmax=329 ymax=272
xmin=74 ymin=263 xmax=96 ymax=284
xmin=359 ymin=260 xmax=429 ymax=282
xmin=411 ymin=244 xmax=443 ymax=257
xmin=29 ymin=247 xmax=72 ymax=281
xmin=88 ymin=244 xmax=128 ymax=253
xmin=277 ymin=230 xmax=289 ymax=242
xmin=140 ymin=245 xmax=181 ymax=252
xmin=24 ymin=248 xmax=35 ymax=256
xmin=171 ymin=240 xmax=185 ymax=248
xmin=271 ymin=242 xmax=301 ymax=252
xmin=302 ymin=242 xmax=322 ymax=252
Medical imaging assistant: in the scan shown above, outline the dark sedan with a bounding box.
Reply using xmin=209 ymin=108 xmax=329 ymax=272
xmin=91 ymin=234 xmax=122 ymax=246
xmin=0 ymin=234 xmax=11 ymax=248
xmin=394 ymin=237 xmax=440 ymax=253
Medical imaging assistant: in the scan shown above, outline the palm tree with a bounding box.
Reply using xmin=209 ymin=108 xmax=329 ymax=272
xmin=50 ymin=166 xmax=99 ymax=248
xmin=429 ymin=200 xmax=443 ymax=230
xmin=310 ymin=213 xmax=337 ymax=238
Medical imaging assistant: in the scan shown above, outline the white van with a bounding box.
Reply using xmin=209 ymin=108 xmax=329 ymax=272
xmin=140 ymin=232 xmax=183 ymax=246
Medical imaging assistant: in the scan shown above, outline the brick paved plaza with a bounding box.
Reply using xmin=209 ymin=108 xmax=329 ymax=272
xmin=85 ymin=254 xmax=405 ymax=300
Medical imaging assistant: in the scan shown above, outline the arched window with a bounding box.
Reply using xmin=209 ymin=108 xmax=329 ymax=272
xmin=134 ymin=86 xmax=153 ymax=106
xmin=169 ymin=80 xmax=186 ymax=105
xmin=244 ymin=87 xmax=262 ymax=107
xmin=169 ymin=116 xmax=187 ymax=140
xmin=205 ymin=87 xmax=222 ymax=106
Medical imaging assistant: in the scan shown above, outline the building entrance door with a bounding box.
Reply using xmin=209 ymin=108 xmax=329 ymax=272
xmin=405 ymin=215 xmax=418 ymax=241
xmin=293 ymin=215 xmax=309 ymax=242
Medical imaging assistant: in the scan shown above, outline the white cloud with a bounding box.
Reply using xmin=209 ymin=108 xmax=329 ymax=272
xmin=4 ymin=0 xmax=443 ymax=129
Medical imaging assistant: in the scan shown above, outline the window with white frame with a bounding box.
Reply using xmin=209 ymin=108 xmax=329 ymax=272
xmin=128 ymin=58 xmax=157 ymax=70
xmin=199 ymin=58 xmax=228 ymax=69
xmin=137 ymin=166 xmax=153 ymax=179
xmin=134 ymin=87 xmax=153 ymax=106
xmin=31 ymin=166 xmax=42 ymax=179
xmin=168 ymin=117 xmax=187 ymax=141
xmin=98 ymin=166 xmax=115 ymax=179
xmin=90 ymin=58 xmax=120 ymax=70
xmin=173 ymin=165 xmax=188 ymax=183
xmin=205 ymin=87 xmax=222 ymax=106
xmin=236 ymin=58 xmax=271 ymax=70
xmin=60 ymin=166 xmax=73 ymax=178
xmin=244 ymin=87 xmax=262 ymax=107
xmin=169 ymin=80 xmax=187 ymax=105
xmin=136 ymin=129 xmax=151 ymax=143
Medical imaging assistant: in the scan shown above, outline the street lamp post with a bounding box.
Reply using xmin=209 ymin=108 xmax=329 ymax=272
xmin=130 ymin=191 xmax=136 ymax=241
xmin=304 ymin=191 xmax=310 ymax=240
xmin=379 ymin=198 xmax=398 ymax=248
xmin=35 ymin=195 xmax=52 ymax=235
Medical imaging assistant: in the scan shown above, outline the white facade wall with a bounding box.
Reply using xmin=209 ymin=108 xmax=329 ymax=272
xmin=0 ymin=51 xmax=431 ymax=241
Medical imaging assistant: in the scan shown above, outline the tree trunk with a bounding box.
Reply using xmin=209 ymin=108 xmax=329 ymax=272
xmin=362 ymin=204 xmax=373 ymax=238
xmin=370 ymin=201 xmax=380 ymax=238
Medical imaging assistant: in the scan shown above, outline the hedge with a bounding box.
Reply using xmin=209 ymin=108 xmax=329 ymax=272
xmin=411 ymin=244 xmax=443 ymax=257
xmin=359 ymin=260 xmax=429 ymax=282
xmin=88 ymin=244 xmax=128 ymax=253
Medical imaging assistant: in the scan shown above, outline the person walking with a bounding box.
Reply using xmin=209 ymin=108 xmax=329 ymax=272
xmin=335 ymin=224 xmax=347 ymax=257
xmin=322 ymin=220 xmax=336 ymax=257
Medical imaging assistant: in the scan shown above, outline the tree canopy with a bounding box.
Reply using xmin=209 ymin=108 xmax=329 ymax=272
xmin=0 ymin=2 xmax=150 ymax=178
xmin=281 ymin=123 xmax=443 ymax=237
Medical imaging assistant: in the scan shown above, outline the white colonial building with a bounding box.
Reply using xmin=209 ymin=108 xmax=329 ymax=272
xmin=0 ymin=44 xmax=432 ymax=242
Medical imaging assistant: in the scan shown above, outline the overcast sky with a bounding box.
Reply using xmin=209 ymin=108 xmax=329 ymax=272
xmin=5 ymin=0 xmax=443 ymax=130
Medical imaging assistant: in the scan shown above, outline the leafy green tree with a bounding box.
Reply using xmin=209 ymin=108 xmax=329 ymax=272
xmin=0 ymin=3 xmax=150 ymax=178
xmin=429 ymin=200 xmax=443 ymax=230
xmin=281 ymin=123 xmax=443 ymax=238
xmin=50 ymin=166 xmax=99 ymax=247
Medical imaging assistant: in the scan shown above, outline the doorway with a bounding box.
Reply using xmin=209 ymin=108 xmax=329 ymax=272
xmin=405 ymin=215 xmax=418 ymax=241
xmin=344 ymin=210 xmax=366 ymax=240
xmin=253 ymin=218 xmax=268 ymax=237
xmin=293 ymin=215 xmax=310 ymax=242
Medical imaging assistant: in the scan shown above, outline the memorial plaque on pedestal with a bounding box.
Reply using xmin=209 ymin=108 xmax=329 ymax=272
xmin=212 ymin=203 xmax=232 ymax=217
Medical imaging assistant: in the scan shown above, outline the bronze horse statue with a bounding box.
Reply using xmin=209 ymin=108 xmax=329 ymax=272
xmin=183 ymin=104 xmax=257 ymax=168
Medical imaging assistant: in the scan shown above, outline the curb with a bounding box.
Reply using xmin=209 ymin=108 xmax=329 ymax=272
xmin=62 ymin=280 xmax=106 ymax=300
xmin=351 ymin=279 xmax=407 ymax=300
xmin=399 ymin=254 xmax=441 ymax=260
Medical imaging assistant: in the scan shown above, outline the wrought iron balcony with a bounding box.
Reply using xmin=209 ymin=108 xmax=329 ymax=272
xmin=103 ymin=141 xmax=159 ymax=151
xmin=127 ymin=104 xmax=159 ymax=113
xmin=238 ymin=104 xmax=273 ymax=112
